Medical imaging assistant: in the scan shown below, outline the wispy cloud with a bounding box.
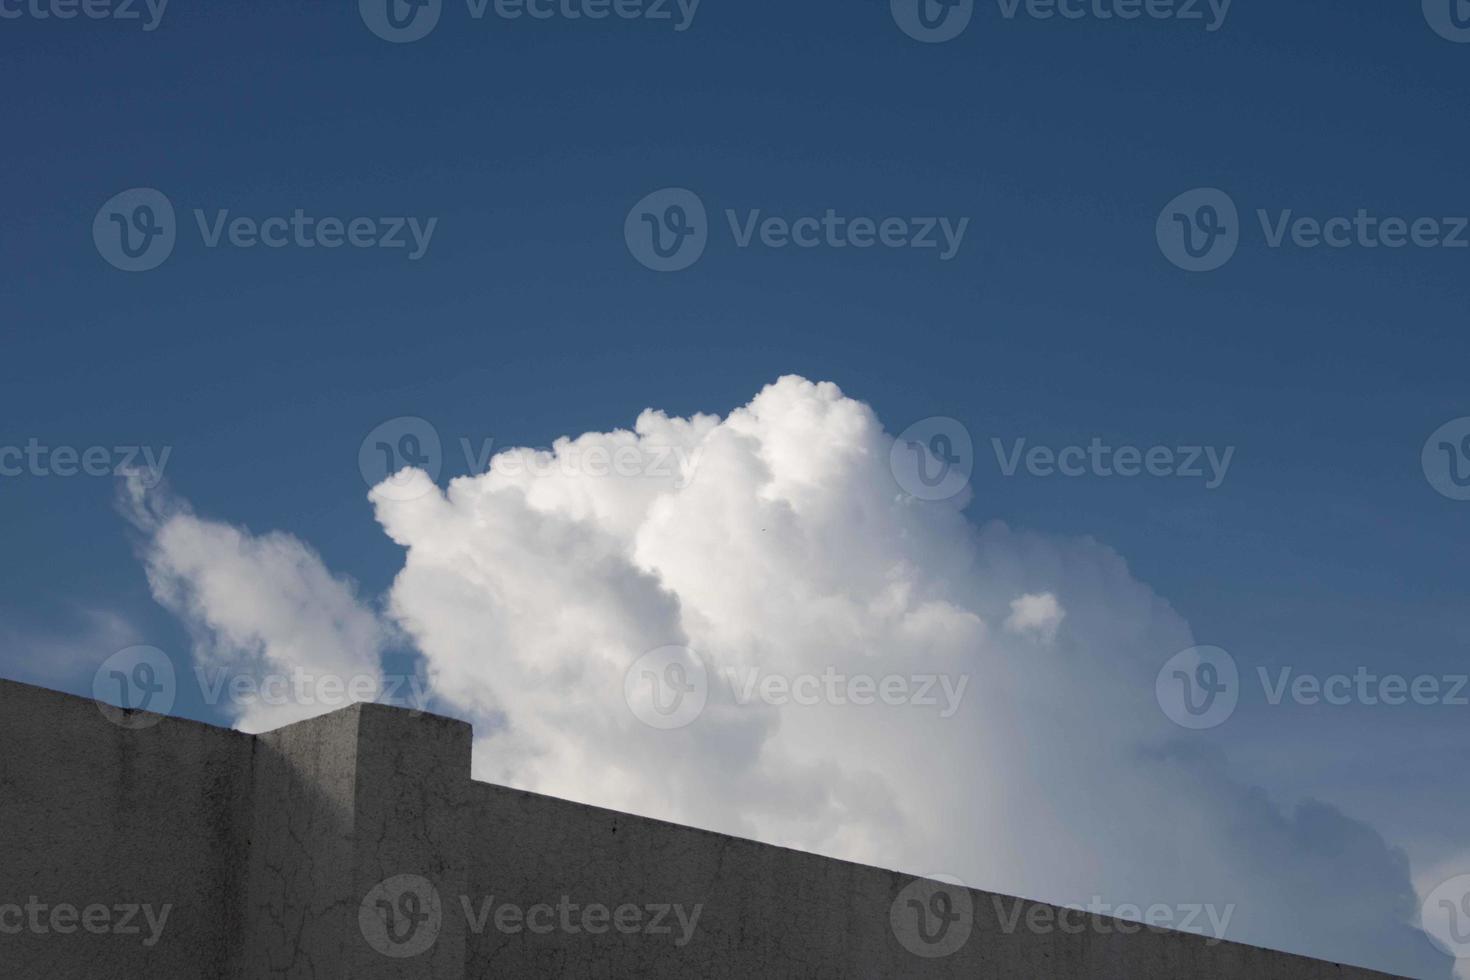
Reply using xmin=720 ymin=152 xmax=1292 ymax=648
xmin=121 ymin=473 xmax=390 ymax=733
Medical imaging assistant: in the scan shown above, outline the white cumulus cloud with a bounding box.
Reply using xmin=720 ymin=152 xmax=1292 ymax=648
xmin=364 ymin=376 xmax=1447 ymax=978
xmin=127 ymin=377 xmax=1449 ymax=977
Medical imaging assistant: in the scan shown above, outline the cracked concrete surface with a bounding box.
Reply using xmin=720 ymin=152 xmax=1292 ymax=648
xmin=0 ymin=679 xmax=1408 ymax=979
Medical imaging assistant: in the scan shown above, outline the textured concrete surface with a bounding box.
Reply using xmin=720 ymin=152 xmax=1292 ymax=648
xmin=239 ymin=701 xmax=472 ymax=979
xmin=466 ymin=782 xmax=1405 ymax=980
xmin=0 ymin=678 xmax=1409 ymax=979
xmin=0 ymin=679 xmax=253 ymax=978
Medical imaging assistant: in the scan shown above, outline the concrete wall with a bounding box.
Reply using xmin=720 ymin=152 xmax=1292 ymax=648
xmin=0 ymin=678 xmax=1405 ymax=979
xmin=465 ymin=783 xmax=1402 ymax=980
xmin=0 ymin=679 xmax=253 ymax=979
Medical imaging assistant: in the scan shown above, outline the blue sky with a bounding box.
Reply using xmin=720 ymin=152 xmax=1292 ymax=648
xmin=4 ymin=0 xmax=1470 ymax=975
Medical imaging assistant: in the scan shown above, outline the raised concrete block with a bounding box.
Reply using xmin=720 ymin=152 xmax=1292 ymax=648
xmin=240 ymin=701 xmax=471 ymax=980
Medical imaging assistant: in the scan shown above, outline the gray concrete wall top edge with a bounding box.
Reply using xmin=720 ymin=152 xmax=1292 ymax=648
xmin=6 ymin=676 xmax=1409 ymax=979
xmin=2 ymin=675 xmax=234 ymax=737
xmin=465 ymin=780 xmax=1403 ymax=979
xmin=3 ymin=676 xmax=471 ymax=740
